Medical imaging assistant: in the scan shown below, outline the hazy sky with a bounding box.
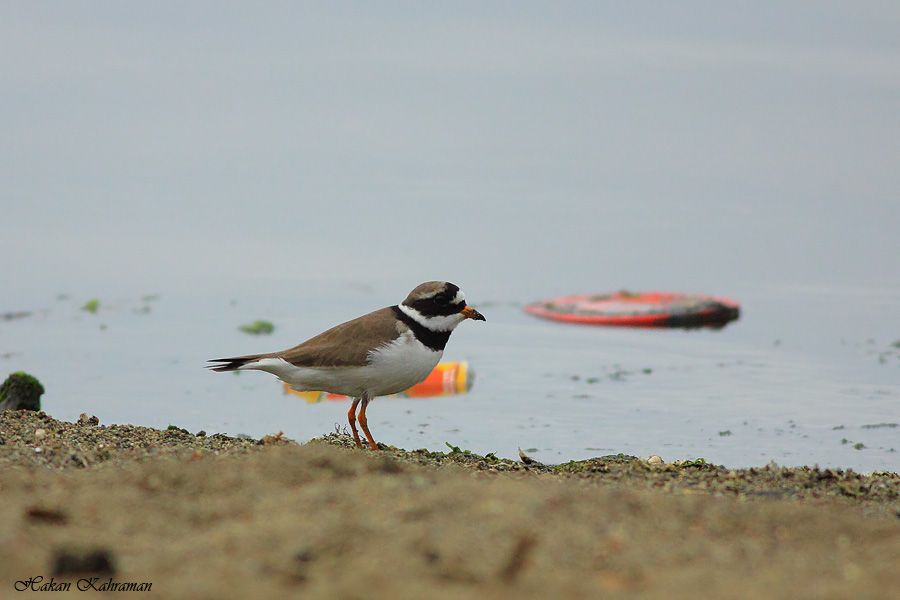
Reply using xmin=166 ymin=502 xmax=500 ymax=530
xmin=3 ymin=2 xmax=898 ymax=301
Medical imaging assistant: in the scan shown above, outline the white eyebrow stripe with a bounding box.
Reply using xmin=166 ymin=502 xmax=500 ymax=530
xmin=452 ymin=290 xmax=465 ymax=305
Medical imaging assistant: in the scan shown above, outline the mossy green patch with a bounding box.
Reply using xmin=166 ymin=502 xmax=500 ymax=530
xmin=239 ymin=320 xmax=274 ymax=335
xmin=445 ymin=442 xmax=471 ymax=455
xmin=0 ymin=372 xmax=45 ymax=411
xmin=82 ymin=299 xmax=100 ymax=314
xmin=441 ymin=443 xmax=502 ymax=464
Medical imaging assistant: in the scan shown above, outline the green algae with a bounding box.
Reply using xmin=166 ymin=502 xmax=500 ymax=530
xmin=239 ymin=320 xmax=275 ymax=335
xmin=0 ymin=372 xmax=45 ymax=411
xmin=82 ymin=299 xmax=100 ymax=314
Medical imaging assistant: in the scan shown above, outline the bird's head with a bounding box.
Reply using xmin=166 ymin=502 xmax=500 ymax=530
xmin=399 ymin=281 xmax=486 ymax=331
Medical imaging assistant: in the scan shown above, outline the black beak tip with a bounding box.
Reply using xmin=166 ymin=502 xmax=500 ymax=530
xmin=474 ymin=311 xmax=486 ymax=322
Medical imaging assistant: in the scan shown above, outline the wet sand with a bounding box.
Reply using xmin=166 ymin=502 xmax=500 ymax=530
xmin=1 ymin=410 xmax=898 ymax=598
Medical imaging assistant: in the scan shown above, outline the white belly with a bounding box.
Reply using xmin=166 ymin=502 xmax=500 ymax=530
xmin=245 ymin=332 xmax=442 ymax=398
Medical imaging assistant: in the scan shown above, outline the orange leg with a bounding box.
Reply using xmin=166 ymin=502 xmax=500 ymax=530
xmin=347 ymin=398 xmax=362 ymax=448
xmin=357 ymin=395 xmax=379 ymax=451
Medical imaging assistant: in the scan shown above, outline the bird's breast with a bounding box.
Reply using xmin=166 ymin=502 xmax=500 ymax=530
xmin=364 ymin=332 xmax=443 ymax=395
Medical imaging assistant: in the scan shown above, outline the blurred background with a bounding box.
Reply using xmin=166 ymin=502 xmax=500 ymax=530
xmin=2 ymin=2 xmax=898 ymax=470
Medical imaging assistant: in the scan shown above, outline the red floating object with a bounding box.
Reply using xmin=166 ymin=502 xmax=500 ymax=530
xmin=524 ymin=291 xmax=740 ymax=328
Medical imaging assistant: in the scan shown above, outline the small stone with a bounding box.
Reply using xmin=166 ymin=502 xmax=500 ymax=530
xmin=0 ymin=372 xmax=44 ymax=411
xmin=78 ymin=413 xmax=100 ymax=426
xmin=52 ymin=548 xmax=115 ymax=576
xmin=34 ymin=428 xmax=47 ymax=440
xmin=647 ymin=455 xmax=664 ymax=465
xmin=26 ymin=507 xmax=68 ymax=524
xmin=518 ymin=447 xmax=536 ymax=465
xmin=260 ymin=431 xmax=284 ymax=445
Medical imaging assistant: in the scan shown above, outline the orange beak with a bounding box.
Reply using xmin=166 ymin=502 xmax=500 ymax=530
xmin=461 ymin=306 xmax=486 ymax=321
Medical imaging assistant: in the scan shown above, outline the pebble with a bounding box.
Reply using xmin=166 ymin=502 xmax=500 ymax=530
xmin=2 ymin=412 xmax=898 ymax=514
xmin=34 ymin=428 xmax=47 ymax=440
xmin=78 ymin=413 xmax=100 ymax=426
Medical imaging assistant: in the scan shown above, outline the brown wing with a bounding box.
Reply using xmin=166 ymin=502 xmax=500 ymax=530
xmin=275 ymin=306 xmax=403 ymax=368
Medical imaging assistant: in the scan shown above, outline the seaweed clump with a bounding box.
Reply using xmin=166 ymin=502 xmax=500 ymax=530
xmin=0 ymin=372 xmax=45 ymax=411
xmin=239 ymin=320 xmax=275 ymax=335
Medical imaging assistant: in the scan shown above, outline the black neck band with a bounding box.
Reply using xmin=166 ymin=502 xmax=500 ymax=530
xmin=391 ymin=306 xmax=450 ymax=351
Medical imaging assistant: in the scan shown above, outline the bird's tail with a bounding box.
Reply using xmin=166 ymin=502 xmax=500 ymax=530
xmin=206 ymin=354 xmax=266 ymax=372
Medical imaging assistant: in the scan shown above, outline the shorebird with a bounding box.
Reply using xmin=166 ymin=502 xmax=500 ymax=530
xmin=208 ymin=281 xmax=485 ymax=450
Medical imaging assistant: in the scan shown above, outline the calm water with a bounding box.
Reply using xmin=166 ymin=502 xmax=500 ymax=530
xmin=3 ymin=280 xmax=897 ymax=472
xmin=2 ymin=5 xmax=899 ymax=471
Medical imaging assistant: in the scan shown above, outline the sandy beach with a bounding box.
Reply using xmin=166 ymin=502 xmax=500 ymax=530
xmin=1 ymin=410 xmax=898 ymax=598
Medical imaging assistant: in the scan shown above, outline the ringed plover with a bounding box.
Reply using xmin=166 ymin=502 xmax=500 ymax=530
xmin=208 ymin=281 xmax=485 ymax=450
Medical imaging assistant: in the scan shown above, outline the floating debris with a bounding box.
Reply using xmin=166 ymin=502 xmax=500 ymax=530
xmin=1 ymin=311 xmax=31 ymax=321
xmin=82 ymin=299 xmax=100 ymax=314
xmin=609 ymin=369 xmax=628 ymax=381
xmin=239 ymin=320 xmax=274 ymax=335
xmin=525 ymin=291 xmax=740 ymax=329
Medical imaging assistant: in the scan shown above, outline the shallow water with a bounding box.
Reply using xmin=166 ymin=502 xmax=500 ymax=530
xmin=3 ymin=281 xmax=897 ymax=472
xmin=2 ymin=4 xmax=899 ymax=471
